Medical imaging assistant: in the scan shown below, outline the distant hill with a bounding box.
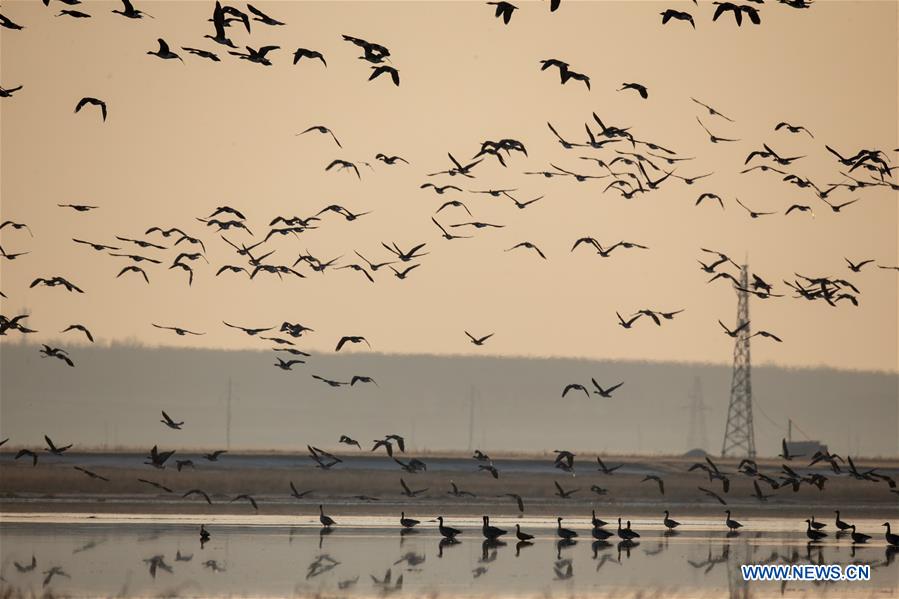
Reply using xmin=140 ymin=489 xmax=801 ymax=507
xmin=1 ymin=342 xmax=895 ymax=457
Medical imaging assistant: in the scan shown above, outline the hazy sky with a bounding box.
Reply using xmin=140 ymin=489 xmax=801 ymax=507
xmin=1 ymin=0 xmax=897 ymax=372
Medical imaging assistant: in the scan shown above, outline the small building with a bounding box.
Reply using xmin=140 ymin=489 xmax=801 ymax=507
xmin=785 ymin=440 xmax=827 ymax=457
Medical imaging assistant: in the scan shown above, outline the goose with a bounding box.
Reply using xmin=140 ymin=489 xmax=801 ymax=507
xmin=466 ymin=331 xmax=494 ymax=346
xmin=487 ymin=1 xmax=517 ymax=24
xmin=556 ymin=517 xmax=578 ymax=540
xmin=616 ymin=518 xmax=639 ymax=541
xmin=137 ymin=478 xmax=171 ymax=492
xmin=61 ymin=323 xmax=94 ymax=342
xmin=554 ymin=480 xmax=579 ymax=498
xmin=642 ymin=475 xmax=665 ymax=495
xmin=883 ymin=523 xmax=899 ymax=546
xmin=200 ymin=524 xmax=210 ymax=542
xmin=335 ymin=335 xmax=370 ymax=352
xmin=289 ymin=482 xmax=313 ymax=499
xmin=44 ymin=435 xmax=73 ymax=455
xmin=663 ymin=510 xmax=681 ymax=530
xmin=478 ymin=462 xmax=499 ymax=478
xmin=319 ymin=505 xmax=335 ymax=527
xmin=182 ymin=47 xmax=220 ymax=61
xmin=229 ymin=45 xmax=279 ymax=66
xmin=660 ymin=8 xmax=694 ymax=27
xmin=501 ymin=493 xmax=524 ymax=513
xmin=750 ymin=480 xmax=773 ymax=501
xmin=805 ymin=519 xmax=826 ymax=541
xmin=247 ymin=4 xmax=284 ymax=25
xmin=160 ymin=411 xmax=183 ymax=430
xmin=849 ymin=526 xmax=871 ymax=544
xmin=15 ymin=449 xmax=38 ymax=466
xmin=779 ymin=438 xmax=804 ymax=460
xmin=591 ymin=525 xmax=613 ymax=540
xmin=74 ymin=97 xmax=107 ymax=121
xmin=725 ymin=510 xmax=743 ymax=531
xmin=148 ymin=38 xmax=182 ymax=61
xmin=834 ymin=511 xmax=853 ymax=532
xmin=562 ymin=383 xmax=589 ymax=398
xmin=436 ymin=516 xmax=461 ymax=539
xmin=369 ymin=65 xmax=400 ymax=86
xmin=482 ymin=516 xmax=507 ymax=540
xmin=591 ymin=510 xmax=608 ymax=528
xmin=203 ymin=450 xmax=227 ymax=461
xmin=515 ymin=524 xmax=534 ymax=541
xmin=596 ymin=457 xmax=622 ymax=475
xmin=74 ymin=466 xmax=109 ymax=482
xmin=400 ymin=512 xmax=419 ymax=528
xmin=184 ymin=489 xmax=212 ymax=504
xmin=230 ymin=494 xmax=258 ymax=510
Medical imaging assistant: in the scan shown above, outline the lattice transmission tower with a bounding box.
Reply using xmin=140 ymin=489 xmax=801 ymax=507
xmin=721 ymin=264 xmax=756 ymax=458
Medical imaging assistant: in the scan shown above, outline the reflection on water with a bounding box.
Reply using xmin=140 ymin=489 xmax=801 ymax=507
xmin=1 ymin=516 xmax=896 ymax=597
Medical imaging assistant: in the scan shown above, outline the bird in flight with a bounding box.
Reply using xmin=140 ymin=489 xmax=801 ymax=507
xmin=775 ymin=121 xmax=813 ymax=137
xmin=433 ymin=218 xmax=471 ymax=240
xmin=382 ymin=241 xmax=428 ymax=262
xmin=465 ymin=331 xmax=494 ymax=346
xmin=660 ymin=9 xmax=695 ymax=28
xmin=312 ymin=374 xmax=349 ymax=387
xmin=562 ymin=383 xmax=589 ymax=398
xmin=325 ymin=159 xmax=362 ymax=179
xmin=505 ymin=242 xmax=547 ymax=259
xmin=616 ymin=312 xmax=642 ymax=329
xmin=335 ymin=335 xmax=371 ymax=352
xmin=735 ymin=198 xmax=775 ymax=219
xmin=845 ymin=258 xmax=874 ymax=272
xmin=487 ymin=1 xmax=518 ymax=24
xmin=540 ymin=58 xmax=590 ymax=89
xmin=44 ymin=435 xmax=73 ymax=455
xmin=275 ymin=357 xmax=305 ymax=370
xmin=697 ymin=118 xmax=738 ymax=143
xmin=619 ymin=82 xmax=648 ymax=99
xmin=223 ymin=322 xmax=273 ymax=336
xmin=591 ymin=379 xmax=623 ymax=398
xmin=247 ymin=4 xmax=284 ymax=25
xmin=58 ymin=203 xmax=98 ymax=212
xmin=61 ymin=324 xmax=94 ymax=342
xmin=160 ymin=410 xmax=184 ymax=430
xmin=691 ymin=98 xmax=734 ymax=122
xmin=719 ymin=320 xmax=750 ymax=337
xmin=39 ymin=345 xmax=75 ymax=367
xmin=370 ymin=65 xmax=400 ymax=86
xmin=1 ymin=220 xmax=32 ymax=235
xmin=117 ymin=265 xmax=149 ymax=284
xmin=112 ymin=0 xmax=151 ymax=19
xmin=147 ymin=38 xmax=182 ymax=61
xmin=0 ymin=12 xmax=24 ymax=29
xmin=375 ymin=153 xmax=408 ymax=165
xmin=74 ymin=97 xmax=107 ymax=121
xmin=698 ymin=486 xmax=727 ymax=505
xmin=152 ymin=324 xmax=204 ymax=336
xmin=229 ymin=45 xmax=279 ymax=66
xmin=0 ymin=85 xmax=23 ymax=97
xmin=182 ymin=47 xmax=220 ymax=61
xmin=712 ymin=2 xmax=761 ymax=26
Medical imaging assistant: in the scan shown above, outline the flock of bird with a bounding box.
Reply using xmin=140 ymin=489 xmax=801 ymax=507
xmin=6 ymin=509 xmax=898 ymax=592
xmin=1 ymin=1 xmax=898 ymax=589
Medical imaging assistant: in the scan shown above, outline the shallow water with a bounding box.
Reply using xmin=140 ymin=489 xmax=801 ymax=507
xmin=1 ymin=514 xmax=897 ymax=598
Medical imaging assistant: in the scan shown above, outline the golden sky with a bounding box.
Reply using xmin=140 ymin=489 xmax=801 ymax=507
xmin=1 ymin=0 xmax=897 ymax=371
